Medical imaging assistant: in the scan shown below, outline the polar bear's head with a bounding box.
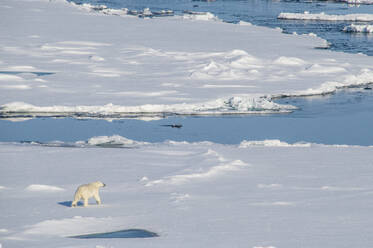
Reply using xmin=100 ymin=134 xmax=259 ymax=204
xmin=92 ymin=181 xmax=106 ymax=188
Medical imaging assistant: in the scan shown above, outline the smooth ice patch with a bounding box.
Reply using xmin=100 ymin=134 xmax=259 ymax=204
xmin=25 ymin=184 xmax=65 ymax=192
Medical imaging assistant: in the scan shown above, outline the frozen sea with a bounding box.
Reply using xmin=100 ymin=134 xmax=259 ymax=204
xmin=70 ymin=0 xmax=373 ymax=56
xmin=2 ymin=1 xmax=373 ymax=247
xmin=1 ymin=0 xmax=373 ymax=145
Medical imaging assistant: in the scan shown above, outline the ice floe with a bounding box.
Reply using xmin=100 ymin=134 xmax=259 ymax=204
xmin=183 ymin=11 xmax=220 ymax=21
xmin=1 ymin=0 xmax=373 ymax=119
xmin=278 ymin=12 xmax=373 ymax=22
xmin=339 ymin=0 xmax=373 ymax=4
xmin=343 ymin=24 xmax=373 ymax=33
xmin=85 ymin=135 xmax=149 ymax=147
xmin=0 ymin=96 xmax=297 ymax=119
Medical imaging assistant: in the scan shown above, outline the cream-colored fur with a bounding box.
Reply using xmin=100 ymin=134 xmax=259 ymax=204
xmin=71 ymin=181 xmax=106 ymax=207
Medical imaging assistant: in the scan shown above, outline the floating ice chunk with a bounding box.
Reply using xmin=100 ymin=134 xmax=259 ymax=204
xmin=339 ymin=0 xmax=373 ymax=4
xmin=87 ymin=135 xmax=149 ymax=147
xmin=25 ymin=184 xmax=65 ymax=192
xmin=0 ymin=229 xmax=8 ymax=233
xmin=239 ymin=140 xmax=311 ymax=147
xmin=142 ymin=8 xmax=152 ymax=17
xmin=343 ymin=24 xmax=373 ymax=33
xmin=183 ymin=12 xmax=220 ymax=21
xmin=278 ymin=12 xmax=373 ymax=22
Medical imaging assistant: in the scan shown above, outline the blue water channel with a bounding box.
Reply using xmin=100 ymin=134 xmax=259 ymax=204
xmin=1 ymin=88 xmax=373 ymax=145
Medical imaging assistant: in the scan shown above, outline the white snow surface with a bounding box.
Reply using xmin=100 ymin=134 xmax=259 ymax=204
xmin=1 ymin=140 xmax=373 ymax=247
xmin=0 ymin=0 xmax=373 ymax=119
xmin=25 ymin=184 xmax=65 ymax=192
xmin=278 ymin=12 xmax=373 ymax=21
xmin=343 ymin=24 xmax=373 ymax=33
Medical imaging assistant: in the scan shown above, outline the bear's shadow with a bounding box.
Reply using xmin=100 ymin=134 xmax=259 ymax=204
xmin=58 ymin=201 xmax=83 ymax=207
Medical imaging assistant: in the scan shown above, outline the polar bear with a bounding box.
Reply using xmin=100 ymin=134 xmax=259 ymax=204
xmin=71 ymin=181 xmax=106 ymax=207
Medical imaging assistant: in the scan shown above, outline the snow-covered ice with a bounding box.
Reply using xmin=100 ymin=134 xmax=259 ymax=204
xmin=2 ymin=0 xmax=373 ymax=247
xmin=1 ymin=138 xmax=373 ymax=247
xmin=0 ymin=0 xmax=372 ymax=119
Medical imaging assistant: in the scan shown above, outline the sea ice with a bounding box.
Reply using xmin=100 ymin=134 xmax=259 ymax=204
xmin=278 ymin=12 xmax=373 ymax=22
xmin=1 ymin=0 xmax=372 ymax=118
xmin=2 ymin=139 xmax=373 ymax=247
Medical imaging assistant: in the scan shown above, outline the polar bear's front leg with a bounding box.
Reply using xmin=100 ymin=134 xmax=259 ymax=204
xmin=83 ymin=197 xmax=89 ymax=207
xmin=94 ymin=193 xmax=101 ymax=205
xmin=72 ymin=193 xmax=81 ymax=207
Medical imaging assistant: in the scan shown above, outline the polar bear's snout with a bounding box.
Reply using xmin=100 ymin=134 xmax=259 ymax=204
xmin=71 ymin=181 xmax=106 ymax=207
